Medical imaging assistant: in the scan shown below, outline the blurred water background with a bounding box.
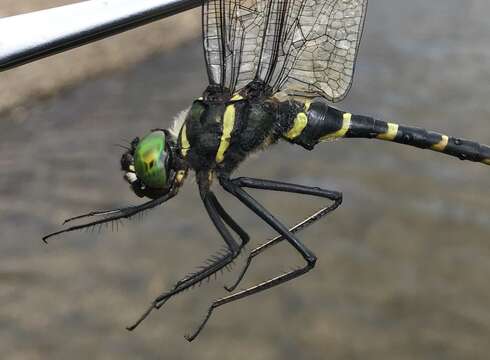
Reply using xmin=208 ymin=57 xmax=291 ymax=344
xmin=0 ymin=1 xmax=489 ymax=359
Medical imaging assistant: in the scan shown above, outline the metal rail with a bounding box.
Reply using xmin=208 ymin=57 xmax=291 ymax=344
xmin=0 ymin=0 xmax=202 ymax=72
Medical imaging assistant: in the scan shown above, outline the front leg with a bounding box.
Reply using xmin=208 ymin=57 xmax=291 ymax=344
xmin=126 ymin=190 xmax=248 ymax=331
xmin=43 ymin=189 xmax=178 ymax=242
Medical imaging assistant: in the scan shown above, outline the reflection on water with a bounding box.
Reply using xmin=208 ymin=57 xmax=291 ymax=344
xmin=0 ymin=1 xmax=489 ymax=359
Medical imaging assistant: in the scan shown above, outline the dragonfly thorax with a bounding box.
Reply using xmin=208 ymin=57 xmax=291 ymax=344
xmin=178 ymin=95 xmax=288 ymax=175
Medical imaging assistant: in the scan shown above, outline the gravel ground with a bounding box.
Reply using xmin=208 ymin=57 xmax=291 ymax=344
xmin=1 ymin=0 xmax=489 ymax=359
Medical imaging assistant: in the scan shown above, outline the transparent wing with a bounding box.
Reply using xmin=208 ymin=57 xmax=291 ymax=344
xmin=280 ymin=0 xmax=367 ymax=101
xmin=203 ymin=0 xmax=367 ymax=101
xmin=203 ymin=0 xmax=267 ymax=91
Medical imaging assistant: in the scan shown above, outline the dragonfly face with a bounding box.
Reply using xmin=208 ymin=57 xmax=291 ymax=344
xmin=121 ymin=129 xmax=177 ymax=199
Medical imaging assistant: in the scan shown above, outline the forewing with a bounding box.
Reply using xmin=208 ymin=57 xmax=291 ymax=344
xmin=203 ymin=0 xmax=367 ymax=100
xmin=203 ymin=0 xmax=261 ymax=91
xmin=203 ymin=0 xmax=303 ymax=93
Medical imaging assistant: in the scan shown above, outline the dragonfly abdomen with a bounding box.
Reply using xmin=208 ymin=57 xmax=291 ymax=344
xmin=283 ymin=99 xmax=490 ymax=166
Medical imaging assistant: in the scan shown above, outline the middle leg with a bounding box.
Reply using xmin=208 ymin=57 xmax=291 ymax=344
xmin=126 ymin=189 xmax=248 ymax=330
xmin=153 ymin=191 xmax=250 ymax=307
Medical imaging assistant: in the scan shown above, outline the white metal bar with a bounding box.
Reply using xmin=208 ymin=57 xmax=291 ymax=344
xmin=0 ymin=0 xmax=202 ymax=71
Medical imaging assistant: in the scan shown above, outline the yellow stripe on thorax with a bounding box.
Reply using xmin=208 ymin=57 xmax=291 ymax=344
xmin=180 ymin=124 xmax=190 ymax=157
xmin=320 ymin=112 xmax=351 ymax=141
xmin=285 ymin=101 xmax=311 ymax=140
xmin=431 ymin=134 xmax=449 ymax=152
xmin=377 ymin=122 xmax=399 ymax=141
xmin=216 ymin=104 xmax=236 ymax=163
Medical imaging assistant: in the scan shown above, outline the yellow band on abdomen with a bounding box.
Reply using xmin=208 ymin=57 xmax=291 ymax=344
xmin=284 ymin=101 xmax=311 ymax=140
xmin=377 ymin=122 xmax=399 ymax=141
xmin=320 ymin=112 xmax=351 ymax=141
xmin=216 ymin=104 xmax=236 ymax=163
xmin=285 ymin=113 xmax=308 ymax=139
xmin=431 ymin=135 xmax=449 ymax=152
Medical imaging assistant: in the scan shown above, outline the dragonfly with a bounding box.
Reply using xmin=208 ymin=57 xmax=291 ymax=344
xmin=42 ymin=0 xmax=490 ymax=341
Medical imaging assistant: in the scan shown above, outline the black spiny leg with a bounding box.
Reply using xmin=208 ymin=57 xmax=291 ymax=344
xmin=184 ymin=176 xmax=320 ymax=341
xmin=126 ymin=190 xmax=248 ymax=331
xmin=152 ymin=191 xmax=249 ymax=310
xmin=42 ymin=189 xmax=178 ymax=243
xmin=224 ymin=177 xmax=342 ymax=291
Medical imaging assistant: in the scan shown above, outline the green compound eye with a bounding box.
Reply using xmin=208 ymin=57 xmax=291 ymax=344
xmin=134 ymin=130 xmax=169 ymax=189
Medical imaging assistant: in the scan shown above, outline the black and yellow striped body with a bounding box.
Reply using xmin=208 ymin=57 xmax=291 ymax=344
xmin=177 ymin=93 xmax=490 ymax=177
xmin=282 ymin=98 xmax=490 ymax=166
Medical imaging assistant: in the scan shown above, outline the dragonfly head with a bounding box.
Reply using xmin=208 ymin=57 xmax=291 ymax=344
xmin=120 ymin=129 xmax=178 ymax=199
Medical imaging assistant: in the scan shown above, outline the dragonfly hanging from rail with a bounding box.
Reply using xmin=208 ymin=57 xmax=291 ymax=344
xmin=43 ymin=0 xmax=490 ymax=341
